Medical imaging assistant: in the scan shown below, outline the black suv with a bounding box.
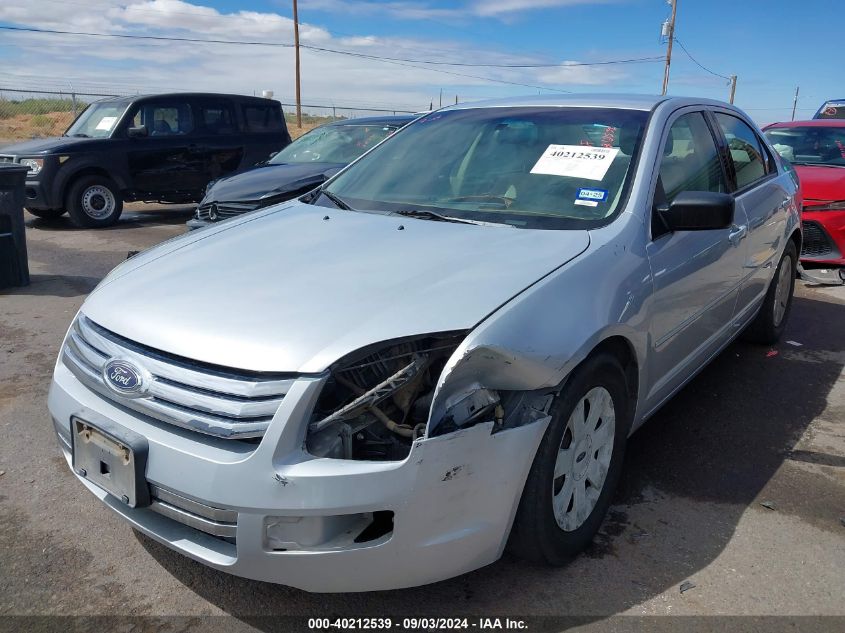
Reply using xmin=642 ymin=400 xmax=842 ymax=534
xmin=0 ymin=93 xmax=292 ymax=227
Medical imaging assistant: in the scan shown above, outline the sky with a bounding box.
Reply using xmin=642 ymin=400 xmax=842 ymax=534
xmin=0 ymin=0 xmax=841 ymax=125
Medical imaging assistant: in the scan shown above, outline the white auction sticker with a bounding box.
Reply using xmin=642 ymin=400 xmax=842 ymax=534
xmin=530 ymin=144 xmax=619 ymax=181
xmin=95 ymin=116 xmax=118 ymax=131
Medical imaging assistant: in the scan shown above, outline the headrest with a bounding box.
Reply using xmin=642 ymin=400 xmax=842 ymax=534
xmin=496 ymin=121 xmax=538 ymax=145
xmin=619 ymin=124 xmax=643 ymax=155
xmin=662 ymin=128 xmax=675 ymax=156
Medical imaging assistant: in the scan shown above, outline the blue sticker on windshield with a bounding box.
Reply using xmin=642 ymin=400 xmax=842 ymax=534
xmin=576 ymin=188 xmax=608 ymax=202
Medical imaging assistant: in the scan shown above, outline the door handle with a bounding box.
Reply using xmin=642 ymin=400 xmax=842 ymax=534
xmin=728 ymin=224 xmax=747 ymax=246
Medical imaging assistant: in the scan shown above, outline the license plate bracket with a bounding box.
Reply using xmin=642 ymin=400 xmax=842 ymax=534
xmin=71 ymin=416 xmax=150 ymax=508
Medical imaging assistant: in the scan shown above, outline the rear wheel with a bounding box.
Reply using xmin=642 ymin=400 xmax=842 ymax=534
xmin=509 ymin=353 xmax=632 ymax=564
xmin=741 ymin=241 xmax=797 ymax=344
xmin=25 ymin=208 xmax=66 ymax=220
xmin=66 ymin=175 xmax=123 ymax=228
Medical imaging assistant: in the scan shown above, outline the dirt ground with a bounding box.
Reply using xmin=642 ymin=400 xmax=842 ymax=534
xmin=1 ymin=205 xmax=843 ymax=632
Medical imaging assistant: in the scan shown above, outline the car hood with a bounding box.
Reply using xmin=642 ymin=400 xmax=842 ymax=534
xmin=208 ymin=162 xmax=346 ymax=203
xmin=0 ymin=136 xmax=101 ymax=155
xmin=83 ymin=201 xmax=590 ymax=374
xmin=795 ymin=165 xmax=845 ymax=203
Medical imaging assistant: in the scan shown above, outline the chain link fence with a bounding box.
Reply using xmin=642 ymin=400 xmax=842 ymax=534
xmin=0 ymin=86 xmax=420 ymax=145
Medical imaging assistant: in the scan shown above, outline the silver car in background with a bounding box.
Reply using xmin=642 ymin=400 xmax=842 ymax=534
xmin=48 ymin=95 xmax=800 ymax=592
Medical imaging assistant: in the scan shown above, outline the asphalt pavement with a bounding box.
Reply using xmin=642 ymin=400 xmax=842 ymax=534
xmin=1 ymin=204 xmax=843 ymax=632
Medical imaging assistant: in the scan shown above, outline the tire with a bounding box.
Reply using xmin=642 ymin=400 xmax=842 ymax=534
xmin=509 ymin=353 xmax=632 ymax=564
xmin=25 ymin=208 xmax=66 ymax=220
xmin=741 ymin=240 xmax=797 ymax=345
xmin=66 ymin=175 xmax=123 ymax=228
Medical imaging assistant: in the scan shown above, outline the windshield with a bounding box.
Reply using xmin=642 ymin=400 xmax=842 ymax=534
xmin=271 ymin=123 xmax=402 ymax=165
xmin=65 ymin=102 xmax=129 ymax=138
xmin=321 ymin=107 xmax=649 ymax=229
xmin=815 ymin=102 xmax=845 ymax=120
xmin=764 ymin=126 xmax=845 ymax=167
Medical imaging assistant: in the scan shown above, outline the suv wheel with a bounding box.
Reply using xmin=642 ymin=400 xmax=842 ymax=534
xmin=66 ymin=175 xmax=123 ymax=228
xmin=26 ymin=208 xmax=66 ymax=220
xmin=509 ymin=353 xmax=632 ymax=564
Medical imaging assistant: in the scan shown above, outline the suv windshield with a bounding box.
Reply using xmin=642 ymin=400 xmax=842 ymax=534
xmin=65 ymin=102 xmax=129 ymax=138
xmin=271 ymin=123 xmax=401 ymax=165
xmin=815 ymin=101 xmax=845 ymax=120
xmin=321 ymin=107 xmax=649 ymax=229
xmin=764 ymin=126 xmax=845 ymax=167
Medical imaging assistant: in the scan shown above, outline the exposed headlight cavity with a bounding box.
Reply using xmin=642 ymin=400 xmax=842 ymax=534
xmin=306 ymin=332 xmax=467 ymax=461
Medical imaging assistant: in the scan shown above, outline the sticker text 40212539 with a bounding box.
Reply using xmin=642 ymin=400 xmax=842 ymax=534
xmin=530 ymin=144 xmax=620 ymax=181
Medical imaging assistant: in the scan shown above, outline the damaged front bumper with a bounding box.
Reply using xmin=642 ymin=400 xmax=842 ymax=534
xmin=48 ymin=360 xmax=549 ymax=592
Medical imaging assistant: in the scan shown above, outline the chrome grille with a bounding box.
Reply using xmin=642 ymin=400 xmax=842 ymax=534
xmin=196 ymin=200 xmax=258 ymax=221
xmin=0 ymin=155 xmax=14 ymax=164
xmin=62 ymin=315 xmax=295 ymax=439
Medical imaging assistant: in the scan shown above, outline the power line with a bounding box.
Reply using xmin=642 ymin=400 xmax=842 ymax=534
xmin=0 ymin=25 xmax=663 ymax=69
xmin=673 ymin=37 xmax=732 ymax=82
xmin=23 ymin=0 xmax=665 ymax=70
xmin=0 ymin=25 xmax=569 ymax=94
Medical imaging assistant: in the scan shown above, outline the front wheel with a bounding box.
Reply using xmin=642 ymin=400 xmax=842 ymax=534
xmin=509 ymin=353 xmax=632 ymax=564
xmin=741 ymin=241 xmax=797 ymax=344
xmin=66 ymin=175 xmax=123 ymax=228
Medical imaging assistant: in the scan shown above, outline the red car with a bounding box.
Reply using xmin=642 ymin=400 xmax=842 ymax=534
xmin=763 ymin=120 xmax=845 ymax=275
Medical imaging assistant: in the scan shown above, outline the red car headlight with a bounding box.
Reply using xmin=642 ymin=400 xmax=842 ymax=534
xmin=804 ymin=200 xmax=845 ymax=212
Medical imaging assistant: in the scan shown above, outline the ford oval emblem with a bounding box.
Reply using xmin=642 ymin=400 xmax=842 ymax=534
xmin=103 ymin=359 xmax=145 ymax=396
xmin=208 ymin=203 xmax=219 ymax=221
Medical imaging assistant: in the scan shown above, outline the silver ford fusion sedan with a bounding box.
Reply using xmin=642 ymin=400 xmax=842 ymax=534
xmin=49 ymin=95 xmax=800 ymax=592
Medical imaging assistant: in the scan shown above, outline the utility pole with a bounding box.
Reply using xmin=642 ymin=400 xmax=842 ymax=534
xmin=292 ymin=0 xmax=302 ymax=129
xmin=791 ymin=86 xmax=800 ymax=121
xmin=728 ymin=75 xmax=737 ymax=104
xmin=661 ymin=0 xmax=678 ymax=96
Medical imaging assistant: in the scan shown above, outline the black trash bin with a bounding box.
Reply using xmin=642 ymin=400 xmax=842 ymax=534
xmin=0 ymin=164 xmax=30 ymax=289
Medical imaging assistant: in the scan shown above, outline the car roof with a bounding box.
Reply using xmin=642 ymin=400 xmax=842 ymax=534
xmin=94 ymin=92 xmax=280 ymax=105
xmin=764 ymin=119 xmax=845 ymax=129
xmin=325 ymin=115 xmax=416 ymax=127
xmin=439 ymin=94 xmax=739 ymax=113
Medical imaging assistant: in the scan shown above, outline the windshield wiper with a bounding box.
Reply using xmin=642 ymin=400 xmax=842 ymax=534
xmin=69 ymin=133 xmax=91 ymax=138
xmin=392 ymin=209 xmax=512 ymax=227
xmin=320 ymin=189 xmax=354 ymax=211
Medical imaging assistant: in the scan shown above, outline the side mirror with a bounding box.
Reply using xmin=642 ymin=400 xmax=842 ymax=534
xmin=659 ymin=191 xmax=734 ymax=231
xmin=127 ymin=125 xmax=148 ymax=138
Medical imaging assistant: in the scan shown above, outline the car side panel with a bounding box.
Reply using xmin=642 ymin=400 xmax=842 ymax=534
xmin=733 ymin=174 xmax=797 ymax=311
xmin=643 ymin=221 xmax=748 ymax=404
xmin=639 ymin=106 xmax=749 ymax=412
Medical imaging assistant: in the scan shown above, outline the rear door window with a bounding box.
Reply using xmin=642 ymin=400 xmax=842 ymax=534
xmin=196 ymin=101 xmax=237 ymax=135
xmin=243 ymin=103 xmax=284 ymax=132
xmin=131 ymin=102 xmax=194 ymax=136
xmin=714 ymin=113 xmax=768 ymax=190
